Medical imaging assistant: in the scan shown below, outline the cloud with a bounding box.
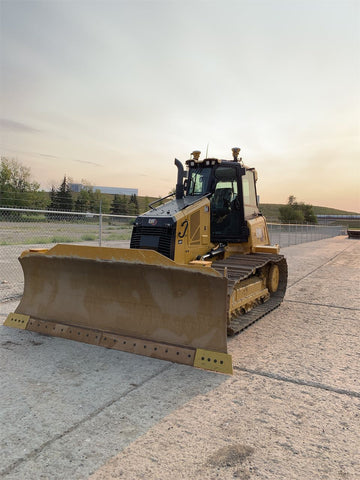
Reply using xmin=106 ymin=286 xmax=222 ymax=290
xmin=72 ymin=158 xmax=102 ymax=167
xmin=38 ymin=153 xmax=58 ymax=159
xmin=1 ymin=145 xmax=102 ymax=167
xmin=0 ymin=118 xmax=40 ymax=133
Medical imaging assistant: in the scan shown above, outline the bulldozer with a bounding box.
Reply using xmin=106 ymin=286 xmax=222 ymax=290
xmin=5 ymin=148 xmax=287 ymax=374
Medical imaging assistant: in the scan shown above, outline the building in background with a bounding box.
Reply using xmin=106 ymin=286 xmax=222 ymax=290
xmin=70 ymin=183 xmax=138 ymax=196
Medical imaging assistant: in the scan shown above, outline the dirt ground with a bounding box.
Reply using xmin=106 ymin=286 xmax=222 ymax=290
xmin=0 ymin=236 xmax=359 ymax=479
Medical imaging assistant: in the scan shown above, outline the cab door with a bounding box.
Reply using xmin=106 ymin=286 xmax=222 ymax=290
xmin=210 ymin=164 xmax=249 ymax=243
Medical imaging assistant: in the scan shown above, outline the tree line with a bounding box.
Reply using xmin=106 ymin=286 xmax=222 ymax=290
xmin=0 ymin=157 xmax=139 ymax=215
xmin=1 ymin=157 xmax=318 ymax=223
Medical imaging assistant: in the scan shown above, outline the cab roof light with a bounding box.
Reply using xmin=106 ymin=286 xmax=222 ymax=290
xmin=191 ymin=150 xmax=201 ymax=161
xmin=232 ymin=147 xmax=240 ymax=162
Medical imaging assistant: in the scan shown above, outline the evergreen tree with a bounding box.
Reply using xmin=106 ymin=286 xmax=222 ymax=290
xmin=56 ymin=176 xmax=73 ymax=211
xmin=74 ymin=188 xmax=92 ymax=212
xmin=111 ymin=194 xmax=128 ymax=214
xmin=92 ymin=189 xmax=104 ymax=213
xmin=110 ymin=194 xmax=120 ymax=214
xmin=48 ymin=176 xmax=73 ymax=211
xmin=99 ymin=193 xmax=111 ymax=214
xmin=128 ymin=194 xmax=139 ymax=215
xmin=48 ymin=186 xmax=58 ymax=210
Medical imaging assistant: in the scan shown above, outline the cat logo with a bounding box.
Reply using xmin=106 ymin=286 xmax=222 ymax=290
xmin=148 ymin=219 xmax=157 ymax=225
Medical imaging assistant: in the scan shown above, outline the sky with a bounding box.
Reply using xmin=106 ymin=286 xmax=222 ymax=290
xmin=1 ymin=0 xmax=359 ymax=211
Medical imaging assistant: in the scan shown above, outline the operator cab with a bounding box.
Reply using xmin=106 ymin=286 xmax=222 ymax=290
xmin=185 ymin=149 xmax=259 ymax=243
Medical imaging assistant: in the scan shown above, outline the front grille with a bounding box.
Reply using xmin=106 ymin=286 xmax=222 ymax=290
xmin=130 ymin=225 xmax=176 ymax=259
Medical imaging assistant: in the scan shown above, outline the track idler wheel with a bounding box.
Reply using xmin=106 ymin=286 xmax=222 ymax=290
xmin=267 ymin=264 xmax=279 ymax=293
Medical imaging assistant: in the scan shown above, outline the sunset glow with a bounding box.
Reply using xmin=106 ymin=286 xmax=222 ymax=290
xmin=1 ymin=0 xmax=359 ymax=211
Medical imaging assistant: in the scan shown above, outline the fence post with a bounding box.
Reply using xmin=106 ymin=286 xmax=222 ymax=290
xmin=288 ymin=223 xmax=290 ymax=246
xmin=99 ymin=200 xmax=102 ymax=247
xmin=279 ymin=223 xmax=282 ymax=247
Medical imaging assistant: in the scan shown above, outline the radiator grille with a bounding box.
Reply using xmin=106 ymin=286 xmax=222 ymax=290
xmin=130 ymin=225 xmax=176 ymax=259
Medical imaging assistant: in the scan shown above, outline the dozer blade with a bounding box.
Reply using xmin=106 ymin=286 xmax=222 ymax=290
xmin=5 ymin=245 xmax=232 ymax=374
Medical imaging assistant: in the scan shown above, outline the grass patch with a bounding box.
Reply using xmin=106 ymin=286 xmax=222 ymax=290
xmin=0 ymin=236 xmax=77 ymax=245
xmin=80 ymin=234 xmax=97 ymax=241
xmin=50 ymin=236 xmax=76 ymax=243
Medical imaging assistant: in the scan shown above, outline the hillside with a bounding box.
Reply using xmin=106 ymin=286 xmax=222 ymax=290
xmin=258 ymin=203 xmax=359 ymax=227
xmin=311 ymin=205 xmax=360 ymax=216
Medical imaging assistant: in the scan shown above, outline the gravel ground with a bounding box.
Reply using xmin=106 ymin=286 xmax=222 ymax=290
xmin=0 ymin=236 xmax=359 ymax=480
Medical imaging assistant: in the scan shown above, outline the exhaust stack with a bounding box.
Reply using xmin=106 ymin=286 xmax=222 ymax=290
xmin=174 ymin=158 xmax=185 ymax=199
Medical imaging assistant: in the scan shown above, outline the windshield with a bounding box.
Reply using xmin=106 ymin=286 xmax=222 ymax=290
xmin=187 ymin=167 xmax=212 ymax=195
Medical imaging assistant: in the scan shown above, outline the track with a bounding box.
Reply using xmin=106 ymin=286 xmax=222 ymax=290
xmin=212 ymin=253 xmax=288 ymax=335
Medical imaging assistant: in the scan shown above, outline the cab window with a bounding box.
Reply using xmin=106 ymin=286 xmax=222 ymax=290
xmin=187 ymin=168 xmax=212 ymax=195
xmin=242 ymin=170 xmax=259 ymax=218
xmin=212 ymin=166 xmax=238 ymax=204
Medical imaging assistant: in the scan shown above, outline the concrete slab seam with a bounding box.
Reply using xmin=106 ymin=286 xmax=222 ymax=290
xmin=284 ymin=299 xmax=360 ymax=312
xmin=287 ymin=243 xmax=355 ymax=289
xmin=234 ymin=366 xmax=360 ymax=399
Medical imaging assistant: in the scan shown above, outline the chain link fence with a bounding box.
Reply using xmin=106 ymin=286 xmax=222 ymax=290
xmin=0 ymin=207 xmax=346 ymax=302
xmin=0 ymin=207 xmax=136 ymax=301
xmin=267 ymin=222 xmax=345 ymax=247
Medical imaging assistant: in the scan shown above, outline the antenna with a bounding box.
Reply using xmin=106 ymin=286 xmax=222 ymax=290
xmin=205 ymin=143 xmax=209 ymax=158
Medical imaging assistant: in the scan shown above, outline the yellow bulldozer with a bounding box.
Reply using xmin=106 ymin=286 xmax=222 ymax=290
xmin=5 ymin=148 xmax=287 ymax=374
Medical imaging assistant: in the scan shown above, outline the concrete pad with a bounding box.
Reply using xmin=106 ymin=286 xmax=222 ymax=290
xmin=229 ymin=302 xmax=359 ymax=393
xmin=89 ymin=372 xmax=360 ymax=480
xmin=285 ymin=243 xmax=360 ymax=309
xmin=1 ymin=236 xmax=359 ymax=479
xmin=0 ymin=327 xmax=226 ymax=479
xmin=88 ymin=237 xmax=360 ymax=480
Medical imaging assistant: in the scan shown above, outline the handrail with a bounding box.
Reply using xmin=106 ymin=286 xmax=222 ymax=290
xmin=148 ymin=193 xmax=175 ymax=210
